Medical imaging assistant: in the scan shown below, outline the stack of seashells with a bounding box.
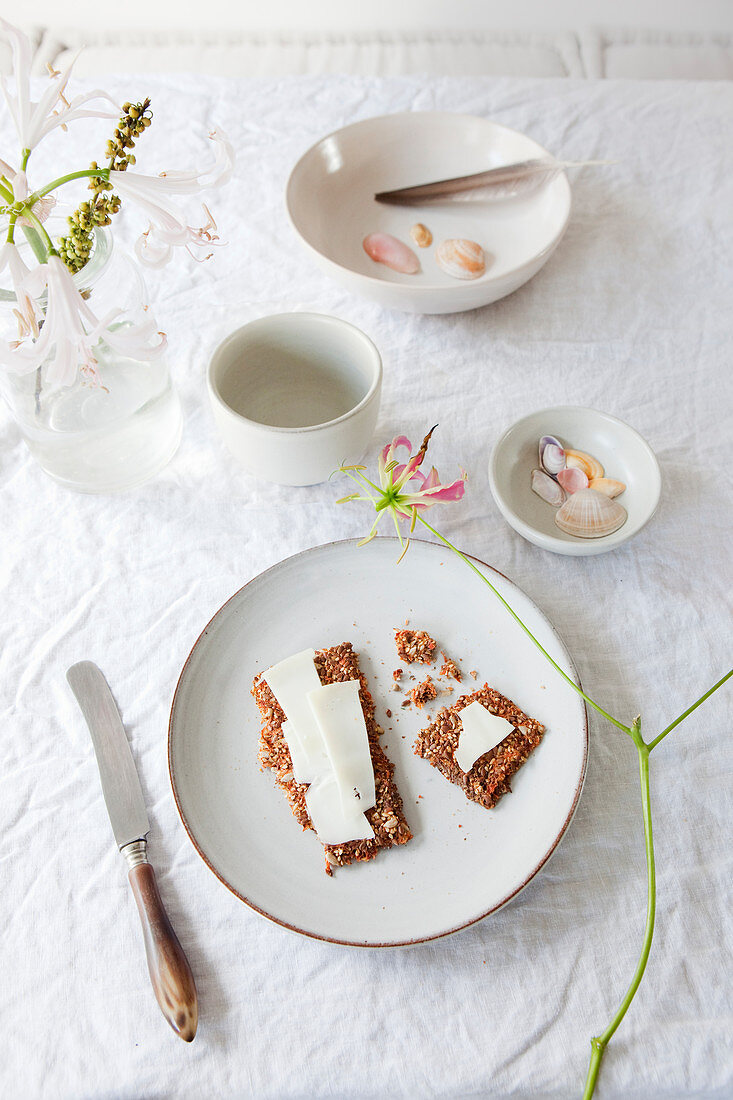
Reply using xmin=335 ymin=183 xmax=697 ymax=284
xmin=532 ymin=436 xmax=627 ymax=539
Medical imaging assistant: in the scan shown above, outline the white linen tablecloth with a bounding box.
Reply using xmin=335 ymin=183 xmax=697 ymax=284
xmin=2 ymin=74 xmax=732 ymax=1100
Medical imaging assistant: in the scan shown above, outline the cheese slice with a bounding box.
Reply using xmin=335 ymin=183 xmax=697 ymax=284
xmin=262 ymin=649 xmax=377 ymax=844
xmin=305 ymin=774 xmax=375 ymax=845
xmin=262 ymin=649 xmax=329 ymax=783
xmin=280 ymin=720 xmax=309 ymax=784
xmin=455 ymin=701 xmax=515 ymax=773
xmin=306 ymin=680 xmax=376 ymax=812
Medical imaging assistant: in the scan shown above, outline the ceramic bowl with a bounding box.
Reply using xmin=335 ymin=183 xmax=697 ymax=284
xmin=207 ymin=313 xmax=382 ymax=486
xmin=488 ymin=406 xmax=662 ymax=556
xmin=285 ymin=111 xmax=571 ymax=315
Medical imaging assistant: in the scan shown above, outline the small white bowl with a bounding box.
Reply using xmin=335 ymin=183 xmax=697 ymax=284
xmin=207 ymin=313 xmax=382 ymax=486
xmin=488 ymin=407 xmax=662 ymax=556
xmin=286 ymin=111 xmax=571 ymax=315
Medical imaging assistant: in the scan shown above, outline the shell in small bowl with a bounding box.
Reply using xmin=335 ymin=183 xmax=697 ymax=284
xmin=555 ymin=488 xmax=627 ymax=538
xmin=488 ymin=406 xmax=662 ymax=557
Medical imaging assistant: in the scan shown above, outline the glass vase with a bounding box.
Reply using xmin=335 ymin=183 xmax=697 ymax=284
xmin=0 ymin=228 xmax=183 ymax=493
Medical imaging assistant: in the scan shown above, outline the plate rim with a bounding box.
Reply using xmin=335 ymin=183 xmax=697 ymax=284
xmin=168 ymin=536 xmax=589 ymax=947
xmin=285 ymin=110 xmax=573 ymax=295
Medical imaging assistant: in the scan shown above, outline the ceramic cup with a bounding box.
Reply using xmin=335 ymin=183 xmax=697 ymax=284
xmin=207 ymin=313 xmax=382 ymax=486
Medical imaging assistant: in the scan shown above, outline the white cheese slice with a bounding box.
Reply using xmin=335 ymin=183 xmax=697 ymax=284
xmin=262 ymin=650 xmax=377 ymax=845
xmin=262 ymin=649 xmax=329 ymax=783
xmin=455 ymin=701 xmax=515 ymax=773
xmin=306 ymin=680 xmax=376 ymax=812
xmin=305 ymin=774 xmax=375 ymax=845
xmin=280 ymin=720 xmax=309 ymax=785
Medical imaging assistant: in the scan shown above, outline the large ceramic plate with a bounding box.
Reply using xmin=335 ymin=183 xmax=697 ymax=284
xmin=169 ymin=538 xmax=587 ymax=946
xmin=286 ymin=112 xmax=572 ymax=314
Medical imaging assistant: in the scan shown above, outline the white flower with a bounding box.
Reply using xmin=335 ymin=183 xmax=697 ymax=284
xmin=11 ymin=170 xmax=56 ymax=224
xmin=2 ymin=255 xmax=166 ymax=386
xmin=0 ymin=241 xmax=46 ymax=340
xmin=110 ymin=129 xmax=233 ymax=266
xmin=0 ymin=18 xmax=119 ymax=151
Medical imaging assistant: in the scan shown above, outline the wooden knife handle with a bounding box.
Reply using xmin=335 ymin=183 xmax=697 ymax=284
xmin=128 ymin=860 xmax=198 ymax=1041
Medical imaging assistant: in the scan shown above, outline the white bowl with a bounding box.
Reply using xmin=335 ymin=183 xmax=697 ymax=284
xmin=286 ymin=111 xmax=571 ymax=315
xmin=207 ymin=313 xmax=382 ymax=486
xmin=488 ymin=407 xmax=662 ymax=556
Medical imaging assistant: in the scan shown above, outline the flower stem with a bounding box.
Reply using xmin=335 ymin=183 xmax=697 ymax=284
xmin=19 ymin=209 xmax=56 ymax=258
xmin=31 ymin=167 xmax=111 ymax=203
xmin=414 ymin=513 xmax=630 ymax=733
xmin=582 ymin=721 xmax=655 ymax=1098
xmin=647 ymin=669 xmax=733 ymax=751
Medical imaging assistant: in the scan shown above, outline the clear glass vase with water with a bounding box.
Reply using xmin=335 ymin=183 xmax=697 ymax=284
xmin=0 ymin=227 xmax=182 ymax=493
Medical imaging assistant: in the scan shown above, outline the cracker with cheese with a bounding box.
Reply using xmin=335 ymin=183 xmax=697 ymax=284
xmin=413 ymin=685 xmax=544 ymax=810
xmin=253 ymin=642 xmax=412 ymax=874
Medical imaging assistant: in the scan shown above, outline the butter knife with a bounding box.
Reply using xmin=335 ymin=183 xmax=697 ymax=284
xmin=67 ymin=661 xmax=198 ymax=1042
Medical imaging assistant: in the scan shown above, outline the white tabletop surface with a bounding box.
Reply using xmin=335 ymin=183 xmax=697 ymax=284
xmin=2 ymin=74 xmax=732 ymax=1100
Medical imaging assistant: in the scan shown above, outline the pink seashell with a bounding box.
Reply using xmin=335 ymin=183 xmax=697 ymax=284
xmin=363 ymin=233 xmax=420 ymax=274
xmin=558 ymin=467 xmax=589 ymax=494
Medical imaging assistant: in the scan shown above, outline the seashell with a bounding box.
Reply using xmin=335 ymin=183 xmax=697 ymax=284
xmin=557 ymin=466 xmax=589 ymax=494
xmin=539 ymin=435 xmax=563 ymax=463
xmin=435 ymin=238 xmax=485 ymax=280
xmin=410 ymin=223 xmax=432 ymax=248
xmin=589 ymin=477 xmax=626 ymax=498
xmin=363 ymin=233 xmax=420 ymax=274
xmin=540 ymin=443 xmax=566 ymax=477
xmin=555 ymin=488 xmax=627 ymax=539
xmin=531 ymin=468 xmax=566 ymax=507
xmin=564 ymin=449 xmax=604 ymax=481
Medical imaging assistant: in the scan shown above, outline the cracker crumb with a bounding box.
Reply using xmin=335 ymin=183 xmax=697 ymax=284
xmin=440 ymin=652 xmax=462 ymax=682
xmin=410 ymin=676 xmax=438 ymax=708
xmin=469 ymin=670 xmax=478 ymax=680
xmin=395 ymin=629 xmax=437 ymax=665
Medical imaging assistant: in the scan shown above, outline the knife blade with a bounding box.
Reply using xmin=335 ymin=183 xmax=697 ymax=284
xmin=67 ymin=661 xmax=198 ymax=1042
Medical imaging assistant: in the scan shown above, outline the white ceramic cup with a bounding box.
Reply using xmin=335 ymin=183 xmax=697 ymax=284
xmin=207 ymin=313 xmax=382 ymax=486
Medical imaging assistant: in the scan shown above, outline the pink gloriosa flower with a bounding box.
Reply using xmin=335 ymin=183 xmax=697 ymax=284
xmin=338 ymin=426 xmax=467 ymax=560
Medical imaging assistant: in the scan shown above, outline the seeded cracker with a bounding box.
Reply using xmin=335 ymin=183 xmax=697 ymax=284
xmin=253 ymin=642 xmax=412 ymax=874
xmin=413 ymin=684 xmax=544 ymax=810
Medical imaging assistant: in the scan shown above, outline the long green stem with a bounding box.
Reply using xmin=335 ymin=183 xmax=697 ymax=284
xmin=31 ymin=167 xmax=110 ymax=203
xmin=647 ymin=669 xmax=733 ymax=750
xmin=415 ymin=513 xmax=630 ymax=733
xmin=0 ymin=179 xmax=13 ymax=203
xmin=18 ymin=209 xmax=56 ymax=258
xmin=582 ymin=723 xmax=655 ymax=1097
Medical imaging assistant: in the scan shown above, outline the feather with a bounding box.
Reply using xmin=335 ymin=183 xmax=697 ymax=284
xmin=374 ymin=158 xmax=612 ymax=206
